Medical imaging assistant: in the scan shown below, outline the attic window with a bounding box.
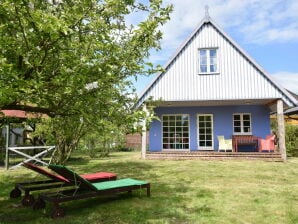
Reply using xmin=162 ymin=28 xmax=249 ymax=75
xmin=198 ymin=48 xmax=218 ymax=74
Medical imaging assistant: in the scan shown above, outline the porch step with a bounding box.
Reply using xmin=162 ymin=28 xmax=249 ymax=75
xmin=146 ymin=152 xmax=283 ymax=162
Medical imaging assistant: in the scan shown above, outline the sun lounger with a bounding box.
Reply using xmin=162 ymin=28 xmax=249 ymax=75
xmin=10 ymin=162 xmax=116 ymax=206
xmin=33 ymin=164 xmax=150 ymax=218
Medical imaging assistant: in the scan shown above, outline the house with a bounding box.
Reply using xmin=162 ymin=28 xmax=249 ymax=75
xmin=282 ymin=91 xmax=298 ymax=125
xmin=283 ymin=106 xmax=298 ymax=125
xmin=271 ymin=91 xmax=298 ymax=125
xmin=136 ymin=8 xmax=298 ymax=160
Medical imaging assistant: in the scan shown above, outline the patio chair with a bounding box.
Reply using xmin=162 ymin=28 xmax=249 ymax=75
xmin=33 ymin=164 xmax=150 ymax=218
xmin=217 ymin=136 xmax=233 ymax=152
xmin=259 ymin=135 xmax=275 ymax=152
xmin=10 ymin=162 xmax=117 ymax=206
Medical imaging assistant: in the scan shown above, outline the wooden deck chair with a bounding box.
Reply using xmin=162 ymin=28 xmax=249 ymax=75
xmin=33 ymin=164 xmax=150 ymax=218
xmin=10 ymin=162 xmax=116 ymax=206
xmin=217 ymin=136 xmax=233 ymax=152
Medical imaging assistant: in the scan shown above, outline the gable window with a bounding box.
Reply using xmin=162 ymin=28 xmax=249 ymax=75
xmin=233 ymin=113 xmax=252 ymax=135
xmin=162 ymin=115 xmax=189 ymax=150
xmin=199 ymin=48 xmax=218 ymax=74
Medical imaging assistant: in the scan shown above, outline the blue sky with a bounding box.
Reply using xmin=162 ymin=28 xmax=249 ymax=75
xmin=131 ymin=0 xmax=298 ymax=96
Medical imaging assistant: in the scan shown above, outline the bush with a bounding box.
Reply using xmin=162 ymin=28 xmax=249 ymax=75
xmin=285 ymin=124 xmax=298 ymax=157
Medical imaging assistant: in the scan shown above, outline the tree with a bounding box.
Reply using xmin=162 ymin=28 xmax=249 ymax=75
xmin=0 ymin=0 xmax=172 ymax=163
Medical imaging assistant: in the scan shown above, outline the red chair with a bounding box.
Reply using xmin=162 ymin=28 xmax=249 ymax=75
xmin=259 ymin=135 xmax=275 ymax=152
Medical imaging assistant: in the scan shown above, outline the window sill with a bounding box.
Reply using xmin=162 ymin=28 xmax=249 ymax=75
xmin=233 ymin=133 xmax=252 ymax=136
xmin=198 ymin=72 xmax=220 ymax=75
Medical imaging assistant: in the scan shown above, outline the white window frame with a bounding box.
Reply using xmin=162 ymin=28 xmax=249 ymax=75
xmin=197 ymin=114 xmax=214 ymax=150
xmin=198 ymin=48 xmax=219 ymax=74
xmin=162 ymin=114 xmax=190 ymax=151
xmin=233 ymin=113 xmax=252 ymax=135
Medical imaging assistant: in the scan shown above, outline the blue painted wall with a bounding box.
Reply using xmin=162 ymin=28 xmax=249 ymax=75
xmin=148 ymin=105 xmax=271 ymax=151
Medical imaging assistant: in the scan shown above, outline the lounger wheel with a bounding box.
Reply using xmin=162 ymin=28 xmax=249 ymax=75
xmin=22 ymin=194 xmax=35 ymax=207
xmin=51 ymin=207 xmax=65 ymax=219
xmin=33 ymin=198 xmax=46 ymax=210
xmin=10 ymin=188 xmax=22 ymax=198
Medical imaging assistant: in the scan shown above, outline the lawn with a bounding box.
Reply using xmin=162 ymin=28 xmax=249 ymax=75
xmin=0 ymin=152 xmax=297 ymax=224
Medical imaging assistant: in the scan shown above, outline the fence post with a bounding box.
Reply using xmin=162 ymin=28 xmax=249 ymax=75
xmin=5 ymin=124 xmax=10 ymax=170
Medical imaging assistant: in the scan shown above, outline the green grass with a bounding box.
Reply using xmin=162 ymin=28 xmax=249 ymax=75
xmin=0 ymin=152 xmax=297 ymax=224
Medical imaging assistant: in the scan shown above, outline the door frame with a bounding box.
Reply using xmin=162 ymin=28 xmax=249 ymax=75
xmin=197 ymin=114 xmax=214 ymax=150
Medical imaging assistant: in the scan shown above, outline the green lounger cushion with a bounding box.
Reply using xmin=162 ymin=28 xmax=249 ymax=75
xmin=92 ymin=178 xmax=148 ymax=191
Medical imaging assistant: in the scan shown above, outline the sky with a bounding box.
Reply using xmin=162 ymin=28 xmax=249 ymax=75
xmin=132 ymin=0 xmax=298 ymax=96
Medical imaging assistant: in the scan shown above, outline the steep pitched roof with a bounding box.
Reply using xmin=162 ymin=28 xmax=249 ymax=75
xmin=136 ymin=13 xmax=297 ymax=108
xmin=284 ymin=106 xmax=298 ymax=115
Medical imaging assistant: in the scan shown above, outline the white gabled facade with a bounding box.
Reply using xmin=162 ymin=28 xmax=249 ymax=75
xmin=137 ymin=15 xmax=297 ymax=109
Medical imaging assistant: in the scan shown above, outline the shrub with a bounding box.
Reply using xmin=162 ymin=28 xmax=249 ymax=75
xmin=285 ymin=124 xmax=298 ymax=157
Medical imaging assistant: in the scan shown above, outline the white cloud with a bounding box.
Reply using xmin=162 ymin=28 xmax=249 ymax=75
xmin=157 ymin=0 xmax=298 ymax=56
xmin=271 ymin=72 xmax=298 ymax=94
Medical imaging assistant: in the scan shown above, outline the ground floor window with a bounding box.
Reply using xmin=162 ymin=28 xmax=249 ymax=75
xmin=162 ymin=115 xmax=189 ymax=150
xmin=233 ymin=113 xmax=252 ymax=134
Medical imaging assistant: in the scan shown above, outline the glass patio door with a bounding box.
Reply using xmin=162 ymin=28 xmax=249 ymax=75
xmin=197 ymin=114 xmax=214 ymax=150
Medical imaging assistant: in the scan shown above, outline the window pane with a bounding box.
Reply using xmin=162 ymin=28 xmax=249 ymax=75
xmin=163 ymin=144 xmax=169 ymax=149
xmin=182 ymin=121 xmax=188 ymax=126
xmin=210 ymin=49 xmax=217 ymax=57
xmin=183 ymin=138 xmax=189 ymax=143
xmin=244 ymin=127 xmax=250 ymax=133
xmin=205 ymin=128 xmax=212 ymax=134
xmin=210 ymin=65 xmax=217 ymax=72
xmin=182 ymin=115 xmax=188 ymax=121
xmin=183 ymin=133 xmax=189 ymax=137
xmin=199 ymin=122 xmax=206 ymax=128
xmin=243 ymin=121 xmax=250 ymax=126
xmin=200 ymin=57 xmax=207 ymax=65
xmin=243 ymin=114 xmax=250 ymax=120
xmin=206 ymin=141 xmax=212 ymax=147
xmin=199 ymin=135 xmax=206 ymax=140
xmin=200 ymin=50 xmax=207 ymax=57
xmin=200 ymin=65 xmax=207 ymax=73
xmin=210 ymin=57 xmax=217 ymax=65
xmin=234 ymin=127 xmax=241 ymax=133
xmin=234 ymin=114 xmax=240 ymax=120
xmin=234 ymin=121 xmax=241 ymax=126
xmin=176 ymin=127 xmax=182 ymax=132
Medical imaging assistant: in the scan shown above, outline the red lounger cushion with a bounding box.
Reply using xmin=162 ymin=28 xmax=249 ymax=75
xmin=23 ymin=162 xmax=116 ymax=182
xmin=81 ymin=172 xmax=116 ymax=181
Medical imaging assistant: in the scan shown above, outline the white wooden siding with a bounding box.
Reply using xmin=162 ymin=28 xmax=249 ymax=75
xmin=137 ymin=19 xmax=296 ymax=107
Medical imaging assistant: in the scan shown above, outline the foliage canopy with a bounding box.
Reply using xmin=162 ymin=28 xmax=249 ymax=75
xmin=0 ymin=0 xmax=172 ymax=162
xmin=0 ymin=0 xmax=171 ymax=117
